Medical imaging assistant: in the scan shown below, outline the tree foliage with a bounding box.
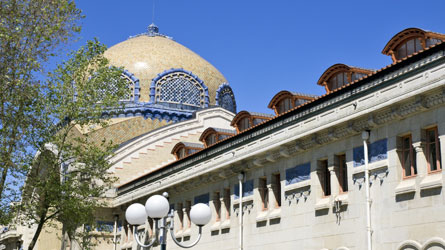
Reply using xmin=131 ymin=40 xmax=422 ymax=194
xmin=0 ymin=2 xmax=129 ymax=248
xmin=0 ymin=0 xmax=82 ymax=223
xmin=19 ymin=39 xmax=129 ymax=250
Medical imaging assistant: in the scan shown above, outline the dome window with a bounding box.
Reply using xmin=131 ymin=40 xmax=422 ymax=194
xmin=231 ymin=111 xmax=274 ymax=133
xmin=120 ymin=70 xmax=140 ymax=102
xmin=382 ymin=28 xmax=445 ymax=62
xmin=150 ymin=69 xmax=209 ymax=110
xmin=317 ymin=64 xmax=374 ymax=93
xmin=75 ymin=70 xmax=140 ymax=104
xmin=268 ymin=91 xmax=317 ymax=115
xmin=216 ymin=83 xmax=237 ymax=113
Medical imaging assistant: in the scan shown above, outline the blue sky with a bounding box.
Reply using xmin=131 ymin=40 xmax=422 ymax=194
xmin=69 ymin=0 xmax=445 ymax=114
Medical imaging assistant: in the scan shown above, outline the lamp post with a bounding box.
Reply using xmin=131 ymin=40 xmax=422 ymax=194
xmin=125 ymin=192 xmax=211 ymax=250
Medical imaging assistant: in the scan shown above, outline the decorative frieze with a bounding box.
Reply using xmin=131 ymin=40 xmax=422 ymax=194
xmin=284 ymin=187 xmax=311 ymax=205
xmin=279 ymin=147 xmax=291 ymax=158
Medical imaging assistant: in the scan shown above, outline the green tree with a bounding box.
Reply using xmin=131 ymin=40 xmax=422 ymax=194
xmin=0 ymin=0 xmax=82 ymax=223
xmin=20 ymin=39 xmax=129 ymax=250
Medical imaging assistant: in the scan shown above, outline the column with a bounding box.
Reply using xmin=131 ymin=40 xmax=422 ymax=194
xmin=329 ymin=154 xmax=339 ymax=197
xmin=412 ymin=141 xmax=426 ymax=177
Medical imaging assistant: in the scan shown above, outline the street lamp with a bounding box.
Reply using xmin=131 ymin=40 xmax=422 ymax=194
xmin=125 ymin=192 xmax=211 ymax=249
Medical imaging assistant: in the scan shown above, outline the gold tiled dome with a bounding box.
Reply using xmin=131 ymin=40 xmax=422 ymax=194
xmin=104 ymin=34 xmax=227 ymax=104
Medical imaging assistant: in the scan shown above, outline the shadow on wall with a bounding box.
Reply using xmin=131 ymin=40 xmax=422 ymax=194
xmin=396 ymin=192 xmax=415 ymax=202
xmin=420 ymin=187 xmax=442 ymax=198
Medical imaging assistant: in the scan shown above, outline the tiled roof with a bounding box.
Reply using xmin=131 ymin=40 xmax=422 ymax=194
xmin=117 ymin=36 xmax=445 ymax=191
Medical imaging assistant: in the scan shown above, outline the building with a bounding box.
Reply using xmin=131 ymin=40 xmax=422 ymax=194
xmin=2 ymin=26 xmax=445 ymax=250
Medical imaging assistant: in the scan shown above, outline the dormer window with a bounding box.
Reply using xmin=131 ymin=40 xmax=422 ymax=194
xmin=199 ymin=127 xmax=236 ymax=148
xmin=426 ymin=38 xmax=442 ymax=47
xmin=205 ymin=134 xmax=217 ymax=147
xmin=177 ymin=147 xmax=186 ymax=159
xmin=395 ymin=37 xmax=423 ymax=60
xmin=351 ymin=72 xmax=367 ymax=82
xmin=382 ymin=28 xmax=445 ymax=62
xmin=268 ymin=91 xmax=317 ymax=115
xmin=239 ymin=117 xmax=250 ymax=131
xmin=317 ymin=64 xmax=374 ymax=93
xmin=277 ymin=98 xmax=292 ymax=114
xmin=327 ymin=72 xmax=348 ymax=91
xmin=171 ymin=142 xmax=204 ymax=160
xmin=231 ymin=111 xmax=274 ymax=133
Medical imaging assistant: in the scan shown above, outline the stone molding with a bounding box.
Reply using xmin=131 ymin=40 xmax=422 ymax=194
xmin=396 ymin=237 xmax=445 ymax=250
xmin=109 ymin=107 xmax=235 ymax=171
xmin=114 ymin=50 xmax=445 ymax=206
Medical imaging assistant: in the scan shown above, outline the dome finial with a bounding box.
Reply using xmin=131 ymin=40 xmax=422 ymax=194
xmin=147 ymin=23 xmax=159 ymax=36
xmin=129 ymin=23 xmax=172 ymax=39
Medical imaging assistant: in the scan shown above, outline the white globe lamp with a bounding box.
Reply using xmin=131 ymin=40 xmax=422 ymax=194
xmin=190 ymin=203 xmax=211 ymax=226
xmin=145 ymin=194 xmax=170 ymax=219
xmin=125 ymin=203 xmax=147 ymax=225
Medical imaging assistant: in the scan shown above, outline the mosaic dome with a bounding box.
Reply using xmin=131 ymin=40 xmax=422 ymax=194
xmin=104 ymin=26 xmax=228 ymax=105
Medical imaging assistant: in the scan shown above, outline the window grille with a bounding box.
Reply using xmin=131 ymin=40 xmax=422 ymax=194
xmin=216 ymin=84 xmax=237 ymax=113
xmin=155 ymin=72 xmax=206 ymax=108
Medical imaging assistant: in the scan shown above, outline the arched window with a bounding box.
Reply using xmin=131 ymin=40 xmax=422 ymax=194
xmin=158 ymin=76 xmax=201 ymax=106
xmin=423 ymin=237 xmax=445 ymax=250
xmin=216 ymin=83 xmax=237 ymax=113
xmin=177 ymin=147 xmax=186 ymax=159
xmin=396 ymin=240 xmax=422 ymax=250
xmin=238 ymin=117 xmax=250 ymax=132
xmin=171 ymin=142 xmax=204 ymax=160
xmin=382 ymin=28 xmax=445 ymax=62
xmin=220 ymin=94 xmax=236 ymax=113
xmin=268 ymin=91 xmax=317 ymax=115
xmin=199 ymin=127 xmax=236 ymax=148
xmin=317 ymin=64 xmax=373 ymax=93
xmin=120 ymin=70 xmax=140 ymax=102
xmin=205 ymin=133 xmax=217 ymax=147
xmin=151 ymin=69 xmax=209 ymax=109
xmin=327 ymin=72 xmax=349 ymax=91
xmin=395 ymin=38 xmax=423 ymax=60
xmin=231 ymin=111 xmax=274 ymax=133
xmin=277 ymin=98 xmax=292 ymax=114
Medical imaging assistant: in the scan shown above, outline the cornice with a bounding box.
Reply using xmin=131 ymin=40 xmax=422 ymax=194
xmin=114 ymin=47 xmax=445 ymax=205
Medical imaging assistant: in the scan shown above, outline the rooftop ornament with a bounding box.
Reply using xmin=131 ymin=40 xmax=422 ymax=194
xmin=129 ymin=23 xmax=173 ymax=40
xmin=125 ymin=192 xmax=211 ymax=250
